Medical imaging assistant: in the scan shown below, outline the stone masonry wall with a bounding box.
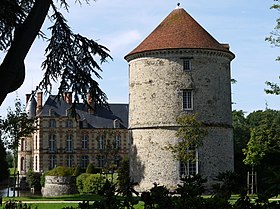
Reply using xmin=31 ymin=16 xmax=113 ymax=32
xmin=127 ymin=49 xmax=234 ymax=191
xmin=42 ymin=176 xmax=77 ymax=197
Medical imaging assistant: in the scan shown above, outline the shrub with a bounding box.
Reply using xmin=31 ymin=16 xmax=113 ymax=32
xmin=46 ymin=166 xmax=75 ymax=177
xmin=86 ymin=162 xmax=94 ymax=174
xmin=73 ymin=165 xmax=81 ymax=176
xmin=76 ymin=173 xmax=105 ymax=194
xmin=27 ymin=169 xmax=42 ymax=191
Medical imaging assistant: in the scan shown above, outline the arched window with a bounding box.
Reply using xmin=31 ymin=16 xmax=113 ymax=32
xmin=20 ymin=157 xmax=25 ymax=171
xmin=35 ymin=156 xmax=38 ymax=171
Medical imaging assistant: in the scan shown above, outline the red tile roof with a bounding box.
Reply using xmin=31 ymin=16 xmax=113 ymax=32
xmin=125 ymin=8 xmax=232 ymax=58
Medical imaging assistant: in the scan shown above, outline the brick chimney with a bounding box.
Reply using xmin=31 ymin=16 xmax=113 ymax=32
xmin=64 ymin=92 xmax=72 ymax=104
xmin=36 ymin=92 xmax=43 ymax=114
xmin=87 ymin=93 xmax=94 ymax=114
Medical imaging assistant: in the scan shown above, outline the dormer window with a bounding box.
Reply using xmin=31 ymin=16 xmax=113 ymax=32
xmin=49 ymin=109 xmax=55 ymax=116
xmin=113 ymin=119 xmax=120 ymax=128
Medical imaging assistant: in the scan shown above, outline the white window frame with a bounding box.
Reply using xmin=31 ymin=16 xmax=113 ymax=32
xmin=179 ymin=147 xmax=198 ymax=177
xmin=66 ymin=155 xmax=74 ymax=167
xmin=99 ymin=135 xmax=105 ymax=150
xmin=49 ymin=155 xmax=56 ymax=169
xmin=82 ymin=135 xmax=89 ymax=150
xmin=48 ymin=134 xmax=56 ymax=152
xmin=81 ymin=155 xmax=89 ymax=169
xmin=183 ymin=89 xmax=193 ymax=110
xmin=66 ymin=135 xmax=73 ymax=152
xmin=114 ymin=135 xmax=121 ymax=149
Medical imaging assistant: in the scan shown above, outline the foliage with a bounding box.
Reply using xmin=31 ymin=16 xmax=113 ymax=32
xmin=96 ymin=130 xmax=121 ymax=172
xmin=212 ymin=171 xmax=243 ymax=199
xmin=0 ymin=137 xmax=9 ymax=182
xmin=232 ymin=110 xmax=251 ymax=187
xmin=243 ymin=110 xmax=280 ymax=166
xmin=46 ymin=166 xmax=76 ymax=177
xmin=265 ymin=0 xmax=280 ymax=61
xmin=27 ymin=169 xmax=42 ymax=191
xmin=3 ymin=200 xmax=34 ymax=209
xmin=166 ymin=114 xmax=208 ymax=165
xmin=76 ymin=173 xmax=105 ymax=194
xmin=265 ymin=0 xmax=280 ymax=95
xmin=86 ymin=163 xmax=95 ymax=174
xmin=117 ymin=157 xmax=130 ymax=194
xmin=1 ymin=97 xmax=36 ymax=196
xmin=73 ymin=165 xmax=81 ymax=177
xmin=1 ymin=97 xmax=36 ymax=155
xmin=0 ymin=0 xmax=111 ymax=107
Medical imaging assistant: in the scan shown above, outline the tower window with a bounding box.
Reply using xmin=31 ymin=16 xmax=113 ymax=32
xmin=183 ymin=90 xmax=193 ymax=110
xmin=183 ymin=59 xmax=191 ymax=71
xmin=179 ymin=146 xmax=198 ymax=177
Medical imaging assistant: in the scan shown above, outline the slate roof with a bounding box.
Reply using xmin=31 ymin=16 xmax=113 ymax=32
xmin=125 ymin=7 xmax=233 ymax=59
xmin=38 ymin=95 xmax=128 ymax=129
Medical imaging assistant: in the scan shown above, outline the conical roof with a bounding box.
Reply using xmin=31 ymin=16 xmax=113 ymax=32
xmin=125 ymin=7 xmax=233 ymax=59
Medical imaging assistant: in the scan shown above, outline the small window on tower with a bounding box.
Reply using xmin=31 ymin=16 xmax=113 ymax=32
xmin=183 ymin=59 xmax=191 ymax=71
xmin=183 ymin=89 xmax=193 ymax=110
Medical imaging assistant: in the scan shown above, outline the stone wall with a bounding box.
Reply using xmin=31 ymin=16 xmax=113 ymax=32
xmin=42 ymin=176 xmax=77 ymax=197
xmin=127 ymin=49 xmax=234 ymax=191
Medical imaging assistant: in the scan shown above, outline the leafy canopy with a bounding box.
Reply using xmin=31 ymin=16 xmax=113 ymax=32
xmin=166 ymin=114 xmax=208 ymax=164
xmin=0 ymin=0 xmax=111 ymax=107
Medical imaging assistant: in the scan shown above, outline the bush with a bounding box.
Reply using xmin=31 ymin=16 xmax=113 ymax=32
xmin=27 ymin=169 xmax=42 ymax=191
xmin=86 ymin=162 xmax=94 ymax=174
xmin=73 ymin=165 xmax=81 ymax=176
xmin=76 ymin=173 xmax=105 ymax=194
xmin=46 ymin=166 xmax=75 ymax=177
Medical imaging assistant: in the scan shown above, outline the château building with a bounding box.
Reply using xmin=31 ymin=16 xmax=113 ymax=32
xmin=125 ymin=6 xmax=235 ymax=191
xmin=18 ymin=92 xmax=129 ymax=175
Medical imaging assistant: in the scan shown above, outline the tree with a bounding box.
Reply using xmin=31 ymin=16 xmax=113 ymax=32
xmin=0 ymin=137 xmax=9 ymax=182
xmin=0 ymin=0 xmax=111 ymax=106
xmin=232 ymin=110 xmax=250 ymax=186
xmin=265 ymin=0 xmax=280 ymax=95
xmin=243 ymin=109 xmax=280 ymax=195
xmin=1 ymin=97 xmax=36 ymax=196
xmin=166 ymin=114 xmax=208 ymax=173
xmin=243 ymin=110 xmax=280 ymax=167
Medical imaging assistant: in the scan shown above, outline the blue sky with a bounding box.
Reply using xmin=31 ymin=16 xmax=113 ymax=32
xmin=0 ymin=0 xmax=279 ymax=116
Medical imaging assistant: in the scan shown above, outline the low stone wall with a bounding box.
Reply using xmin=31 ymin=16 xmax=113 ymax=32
xmin=42 ymin=176 xmax=77 ymax=197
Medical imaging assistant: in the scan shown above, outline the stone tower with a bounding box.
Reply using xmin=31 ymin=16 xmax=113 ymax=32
xmin=125 ymin=7 xmax=235 ymax=191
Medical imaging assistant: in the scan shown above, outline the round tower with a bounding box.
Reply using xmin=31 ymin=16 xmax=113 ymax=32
xmin=125 ymin=7 xmax=235 ymax=191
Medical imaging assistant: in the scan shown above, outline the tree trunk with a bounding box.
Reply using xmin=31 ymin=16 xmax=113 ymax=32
xmin=0 ymin=0 xmax=52 ymax=105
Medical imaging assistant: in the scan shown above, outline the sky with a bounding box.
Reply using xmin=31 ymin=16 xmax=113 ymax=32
xmin=0 ymin=0 xmax=279 ymax=117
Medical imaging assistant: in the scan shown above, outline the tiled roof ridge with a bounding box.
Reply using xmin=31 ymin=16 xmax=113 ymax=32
xmin=125 ymin=8 xmax=232 ymax=59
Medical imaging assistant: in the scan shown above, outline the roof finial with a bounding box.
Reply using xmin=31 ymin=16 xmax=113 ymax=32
xmin=177 ymin=3 xmax=180 ymax=7
xmin=176 ymin=2 xmax=181 ymax=9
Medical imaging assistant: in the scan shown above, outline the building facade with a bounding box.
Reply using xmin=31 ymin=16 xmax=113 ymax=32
xmin=125 ymin=6 xmax=235 ymax=191
xmin=18 ymin=92 xmax=129 ymax=175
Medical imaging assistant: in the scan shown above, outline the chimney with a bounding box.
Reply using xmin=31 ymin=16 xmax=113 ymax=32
xmin=64 ymin=92 xmax=72 ymax=104
xmin=36 ymin=92 xmax=43 ymax=114
xmin=26 ymin=94 xmax=31 ymax=105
